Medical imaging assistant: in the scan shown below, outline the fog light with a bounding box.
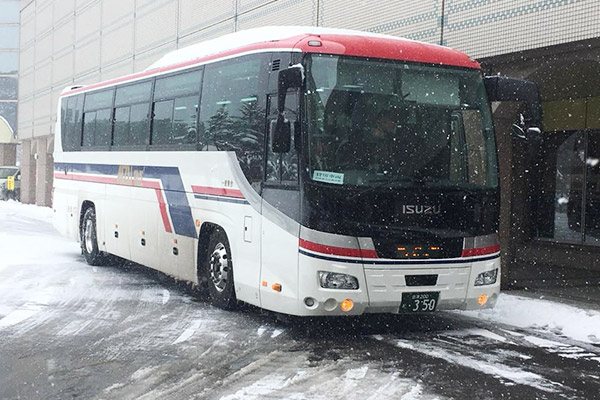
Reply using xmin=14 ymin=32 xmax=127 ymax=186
xmin=304 ymin=297 xmax=316 ymax=307
xmin=478 ymin=294 xmax=488 ymax=306
xmin=340 ymin=298 xmax=354 ymax=312
xmin=318 ymin=271 xmax=359 ymax=289
xmin=474 ymin=268 xmax=498 ymax=286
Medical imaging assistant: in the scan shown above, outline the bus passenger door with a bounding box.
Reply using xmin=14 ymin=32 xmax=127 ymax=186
xmin=260 ymin=92 xmax=301 ymax=314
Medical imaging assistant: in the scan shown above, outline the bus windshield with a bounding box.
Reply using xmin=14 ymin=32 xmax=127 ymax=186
xmin=305 ymin=54 xmax=498 ymax=190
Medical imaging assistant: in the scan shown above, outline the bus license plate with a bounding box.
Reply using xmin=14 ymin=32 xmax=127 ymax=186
xmin=400 ymin=292 xmax=439 ymax=313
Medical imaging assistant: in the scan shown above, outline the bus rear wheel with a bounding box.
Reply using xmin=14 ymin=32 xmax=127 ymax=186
xmin=81 ymin=207 xmax=106 ymax=266
xmin=205 ymin=229 xmax=237 ymax=309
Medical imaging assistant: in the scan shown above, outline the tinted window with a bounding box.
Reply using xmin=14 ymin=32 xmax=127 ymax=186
xmin=0 ymin=53 xmax=18 ymax=74
xmin=151 ymin=69 xmax=202 ymax=147
xmin=0 ymin=27 xmax=18 ymax=48
xmin=62 ymin=95 xmax=84 ymax=151
xmin=0 ymin=76 xmax=17 ymax=99
xmin=0 ymin=2 xmax=19 ymax=24
xmin=115 ymin=81 xmax=152 ymax=106
xmin=200 ymin=56 xmax=266 ymax=188
xmin=154 ymin=69 xmax=202 ymax=100
xmin=152 ymin=96 xmax=198 ymax=146
xmin=266 ymin=93 xmax=299 ymax=184
xmin=114 ymin=103 xmax=150 ymax=146
xmin=82 ymin=108 xmax=111 ymax=147
xmin=84 ymin=89 xmax=113 ymax=111
xmin=113 ymin=82 xmax=152 ymax=147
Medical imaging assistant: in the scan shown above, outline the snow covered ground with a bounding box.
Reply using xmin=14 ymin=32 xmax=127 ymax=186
xmin=1 ymin=200 xmax=600 ymax=399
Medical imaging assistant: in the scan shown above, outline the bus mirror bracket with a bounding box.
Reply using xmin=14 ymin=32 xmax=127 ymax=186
xmin=272 ymin=66 xmax=303 ymax=153
xmin=484 ymin=76 xmax=542 ymax=139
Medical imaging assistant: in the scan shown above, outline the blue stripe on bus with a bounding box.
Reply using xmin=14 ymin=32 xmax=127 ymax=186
xmin=299 ymin=249 xmax=500 ymax=265
xmin=54 ymin=162 xmax=197 ymax=238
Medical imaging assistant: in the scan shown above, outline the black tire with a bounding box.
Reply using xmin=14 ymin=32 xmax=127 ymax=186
xmin=80 ymin=207 xmax=107 ymax=266
xmin=205 ymin=228 xmax=237 ymax=309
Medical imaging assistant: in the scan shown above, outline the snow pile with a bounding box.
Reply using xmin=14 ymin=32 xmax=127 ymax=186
xmin=0 ymin=199 xmax=53 ymax=223
xmin=147 ymin=26 xmax=412 ymax=70
xmin=461 ymin=293 xmax=600 ymax=344
xmin=0 ymin=200 xmax=62 ymax=273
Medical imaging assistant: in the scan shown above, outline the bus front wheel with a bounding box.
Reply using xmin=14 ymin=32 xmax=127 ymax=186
xmin=205 ymin=229 xmax=237 ymax=310
xmin=81 ymin=207 xmax=106 ymax=266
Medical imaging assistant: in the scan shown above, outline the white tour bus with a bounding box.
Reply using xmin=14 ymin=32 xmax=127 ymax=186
xmin=53 ymin=27 xmax=541 ymax=316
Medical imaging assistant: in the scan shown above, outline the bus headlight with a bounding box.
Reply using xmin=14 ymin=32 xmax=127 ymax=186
xmin=318 ymin=271 xmax=359 ymax=290
xmin=474 ymin=268 xmax=498 ymax=286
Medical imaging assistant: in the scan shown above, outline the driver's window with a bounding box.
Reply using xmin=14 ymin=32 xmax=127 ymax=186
xmin=266 ymin=92 xmax=299 ymax=184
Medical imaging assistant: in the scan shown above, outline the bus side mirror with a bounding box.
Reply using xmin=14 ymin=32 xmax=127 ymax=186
xmin=272 ymin=66 xmax=303 ymax=153
xmin=484 ymin=76 xmax=542 ymax=137
xmin=270 ymin=115 xmax=291 ymax=153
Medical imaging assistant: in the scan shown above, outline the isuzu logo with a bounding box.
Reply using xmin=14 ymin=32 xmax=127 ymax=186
xmin=402 ymin=205 xmax=442 ymax=215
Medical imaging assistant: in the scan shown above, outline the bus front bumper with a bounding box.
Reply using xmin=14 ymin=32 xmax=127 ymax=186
xmin=296 ymin=253 xmax=500 ymax=316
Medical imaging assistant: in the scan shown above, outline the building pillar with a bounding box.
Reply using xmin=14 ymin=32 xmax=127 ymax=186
xmin=0 ymin=143 xmax=17 ymax=165
xmin=20 ymin=139 xmax=36 ymax=204
xmin=34 ymin=137 xmax=53 ymax=207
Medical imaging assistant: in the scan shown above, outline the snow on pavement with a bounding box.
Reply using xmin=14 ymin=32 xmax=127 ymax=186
xmin=2 ymin=200 xmax=600 ymax=399
xmin=460 ymin=293 xmax=600 ymax=344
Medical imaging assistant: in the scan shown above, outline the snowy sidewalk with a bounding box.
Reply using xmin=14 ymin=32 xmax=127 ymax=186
xmin=459 ymin=293 xmax=600 ymax=344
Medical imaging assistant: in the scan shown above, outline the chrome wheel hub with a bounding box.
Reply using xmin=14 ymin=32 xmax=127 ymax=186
xmin=84 ymin=218 xmax=94 ymax=254
xmin=209 ymin=242 xmax=229 ymax=292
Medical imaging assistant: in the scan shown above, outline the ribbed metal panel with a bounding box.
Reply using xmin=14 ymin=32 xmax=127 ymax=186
xmin=238 ymin=0 xmax=274 ymax=14
xmin=33 ymin=90 xmax=51 ymax=121
xmin=177 ymin=20 xmax=235 ymax=48
xmin=179 ymin=0 xmax=234 ymax=36
xmin=102 ymin=22 xmax=134 ymax=64
xmin=134 ymin=42 xmax=177 ymax=71
xmin=17 ymin=97 xmax=33 ymax=137
xmin=19 ymin=45 xmax=34 ymax=74
xmin=74 ymin=1 xmax=100 ymax=43
xmin=53 ymin=0 xmax=74 ymax=23
xmin=34 ymin=34 xmax=53 ymax=64
xmin=101 ymin=0 xmax=134 ymax=27
xmin=74 ymin=39 xmax=100 ymax=76
xmin=34 ymin=63 xmax=52 ymax=92
xmin=52 ymin=19 xmax=74 ymax=54
xmin=237 ymin=0 xmax=314 ymax=30
xmin=52 ymin=52 xmax=74 ymax=84
xmin=446 ymin=0 xmax=600 ymax=59
xmin=321 ymin=0 xmax=440 ymax=45
xmin=35 ymin=1 xmax=53 ymax=36
xmin=19 ymin=6 xmax=35 ymax=46
xmin=100 ymin=59 xmax=135 ymax=81
xmin=18 ymin=70 xmax=33 ymax=98
xmin=135 ymin=1 xmax=177 ymax=52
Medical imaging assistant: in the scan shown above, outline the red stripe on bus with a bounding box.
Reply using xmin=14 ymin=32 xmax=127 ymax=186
xmin=191 ymin=185 xmax=245 ymax=199
xmin=54 ymin=172 xmax=173 ymax=234
xmin=61 ymin=34 xmax=479 ymax=97
xmin=299 ymin=238 xmax=378 ymax=259
xmin=153 ymin=188 xmax=173 ymax=233
xmin=461 ymin=244 xmax=500 ymax=258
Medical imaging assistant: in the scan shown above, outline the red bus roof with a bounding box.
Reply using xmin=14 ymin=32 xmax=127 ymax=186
xmin=62 ymin=27 xmax=480 ymax=97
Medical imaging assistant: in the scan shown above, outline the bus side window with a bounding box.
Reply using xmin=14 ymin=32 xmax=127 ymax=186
xmin=199 ymin=55 xmax=267 ymax=191
xmin=151 ymin=68 xmax=203 ymax=148
xmin=82 ymin=89 xmax=114 ymax=148
xmin=62 ymin=94 xmax=83 ymax=151
xmin=113 ymin=81 xmax=152 ymax=147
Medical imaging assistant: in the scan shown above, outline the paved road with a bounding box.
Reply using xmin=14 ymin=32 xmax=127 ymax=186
xmin=1 ymin=207 xmax=599 ymax=399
